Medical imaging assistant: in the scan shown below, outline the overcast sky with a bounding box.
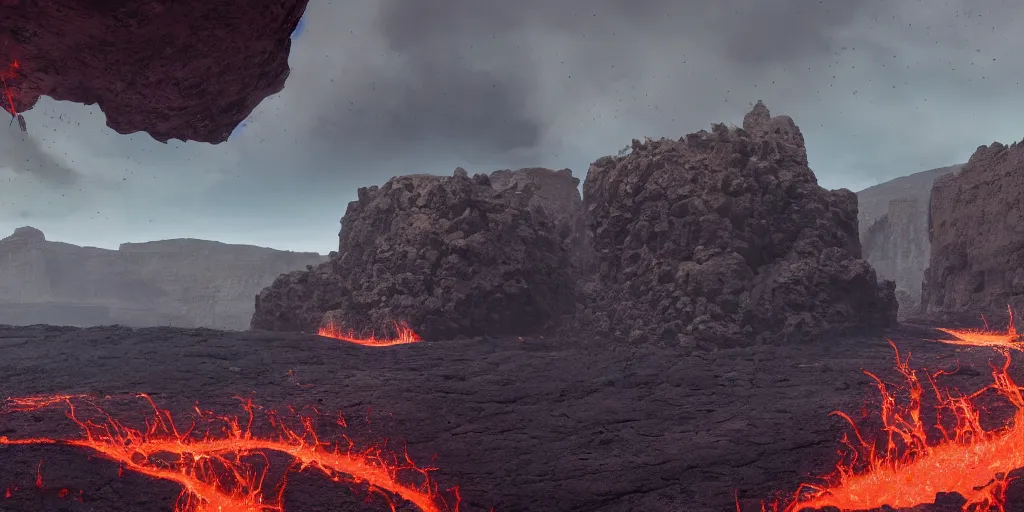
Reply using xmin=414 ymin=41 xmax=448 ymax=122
xmin=1 ymin=0 xmax=1021 ymax=253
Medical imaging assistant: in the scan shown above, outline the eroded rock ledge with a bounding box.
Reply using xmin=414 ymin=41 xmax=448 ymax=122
xmin=0 ymin=0 xmax=307 ymax=143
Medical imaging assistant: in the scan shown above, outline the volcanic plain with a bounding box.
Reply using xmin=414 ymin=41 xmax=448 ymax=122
xmin=1 ymin=322 xmax=1019 ymax=512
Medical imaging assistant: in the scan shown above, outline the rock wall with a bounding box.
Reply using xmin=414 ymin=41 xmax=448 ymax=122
xmin=0 ymin=0 xmax=307 ymax=142
xmin=0 ymin=226 xmax=324 ymax=329
xmin=251 ymin=168 xmax=579 ymax=340
xmin=581 ymin=102 xmax=897 ymax=346
xmin=861 ymin=198 xmax=930 ymax=314
xmin=922 ymin=141 xmax=1024 ymax=317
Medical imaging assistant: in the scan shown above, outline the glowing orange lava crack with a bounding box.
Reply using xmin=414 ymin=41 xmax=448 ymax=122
xmin=318 ymin=320 xmax=423 ymax=347
xmin=933 ymin=306 xmax=1023 ymax=352
xmin=759 ymin=339 xmax=1024 ymax=512
xmin=1 ymin=394 xmax=459 ymax=512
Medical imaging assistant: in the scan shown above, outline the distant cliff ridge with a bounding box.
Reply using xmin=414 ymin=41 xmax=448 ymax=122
xmin=0 ymin=227 xmax=325 ymax=329
xmin=856 ymin=165 xmax=962 ymax=315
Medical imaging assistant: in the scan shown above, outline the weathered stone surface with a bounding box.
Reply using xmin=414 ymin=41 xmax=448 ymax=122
xmin=862 ymin=198 xmax=930 ymax=316
xmin=0 ymin=0 xmax=307 ymax=143
xmin=581 ymin=101 xmax=897 ymax=346
xmin=922 ymin=140 xmax=1024 ymax=317
xmin=0 ymin=226 xmax=324 ymax=329
xmin=251 ymin=168 xmax=579 ymax=340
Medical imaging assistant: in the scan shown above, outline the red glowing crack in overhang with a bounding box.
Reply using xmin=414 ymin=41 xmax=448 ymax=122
xmin=2 ymin=60 xmax=19 ymax=117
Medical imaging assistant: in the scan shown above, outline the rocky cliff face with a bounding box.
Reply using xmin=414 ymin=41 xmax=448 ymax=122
xmin=0 ymin=0 xmax=307 ymax=142
xmin=856 ymin=165 xmax=962 ymax=239
xmin=581 ymin=102 xmax=897 ymax=346
xmin=251 ymin=168 xmax=579 ymax=340
xmin=922 ymin=141 xmax=1024 ymax=317
xmin=861 ymin=198 xmax=930 ymax=315
xmin=855 ymin=165 xmax=961 ymax=316
xmin=0 ymin=227 xmax=324 ymax=329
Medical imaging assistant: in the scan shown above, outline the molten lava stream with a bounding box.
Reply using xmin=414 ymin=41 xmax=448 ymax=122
xmin=0 ymin=394 xmax=458 ymax=512
xmin=933 ymin=306 xmax=1023 ymax=352
xmin=317 ymin=320 xmax=423 ymax=347
xmin=763 ymin=340 xmax=1024 ymax=512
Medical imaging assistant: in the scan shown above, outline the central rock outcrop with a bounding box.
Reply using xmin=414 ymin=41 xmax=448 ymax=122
xmin=251 ymin=168 xmax=579 ymax=340
xmin=581 ymin=102 xmax=897 ymax=345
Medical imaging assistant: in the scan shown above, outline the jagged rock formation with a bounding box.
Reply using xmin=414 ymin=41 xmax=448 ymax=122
xmin=251 ymin=168 xmax=579 ymax=340
xmin=861 ymin=198 xmax=930 ymax=315
xmin=922 ymin=141 xmax=1024 ymax=317
xmin=0 ymin=227 xmax=324 ymax=329
xmin=0 ymin=0 xmax=307 ymax=143
xmin=580 ymin=101 xmax=897 ymax=346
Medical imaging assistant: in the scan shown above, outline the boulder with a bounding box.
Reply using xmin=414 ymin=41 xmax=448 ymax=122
xmin=922 ymin=140 xmax=1024 ymax=318
xmin=581 ymin=101 xmax=897 ymax=346
xmin=251 ymin=168 xmax=578 ymax=340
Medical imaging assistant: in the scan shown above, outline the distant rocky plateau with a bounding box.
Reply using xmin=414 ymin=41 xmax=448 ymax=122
xmin=0 ymin=226 xmax=324 ymax=329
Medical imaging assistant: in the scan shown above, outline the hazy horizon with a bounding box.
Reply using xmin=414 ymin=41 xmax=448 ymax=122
xmin=3 ymin=0 xmax=1022 ymax=254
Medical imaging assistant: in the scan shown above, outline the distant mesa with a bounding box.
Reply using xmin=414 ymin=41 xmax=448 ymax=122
xmin=1 ymin=226 xmax=45 ymax=244
xmin=0 ymin=227 xmax=324 ymax=329
xmin=252 ymin=101 xmax=898 ymax=346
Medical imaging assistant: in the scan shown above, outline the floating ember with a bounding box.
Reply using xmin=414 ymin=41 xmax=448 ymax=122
xmin=1 ymin=394 xmax=459 ymax=512
xmin=760 ymin=340 xmax=1024 ymax=512
xmin=934 ymin=306 xmax=1022 ymax=352
xmin=317 ymin=320 xmax=423 ymax=347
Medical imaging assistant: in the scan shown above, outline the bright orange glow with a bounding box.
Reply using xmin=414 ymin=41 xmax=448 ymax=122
xmin=934 ymin=306 xmax=1022 ymax=352
xmin=1 ymin=394 xmax=459 ymax=512
xmin=760 ymin=339 xmax=1024 ymax=512
xmin=317 ymin=320 xmax=423 ymax=347
xmin=1 ymin=60 xmax=18 ymax=117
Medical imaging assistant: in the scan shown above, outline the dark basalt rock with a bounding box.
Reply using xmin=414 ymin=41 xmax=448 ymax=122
xmin=0 ymin=0 xmax=307 ymax=143
xmin=251 ymin=168 xmax=580 ymax=340
xmin=580 ymin=101 xmax=897 ymax=346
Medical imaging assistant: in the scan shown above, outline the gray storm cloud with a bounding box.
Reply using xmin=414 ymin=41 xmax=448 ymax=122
xmin=4 ymin=0 xmax=1024 ymax=252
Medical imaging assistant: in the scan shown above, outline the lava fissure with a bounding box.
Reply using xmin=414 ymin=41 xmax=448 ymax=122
xmin=760 ymin=330 xmax=1024 ymax=512
xmin=1 ymin=394 xmax=459 ymax=512
xmin=317 ymin=320 xmax=423 ymax=347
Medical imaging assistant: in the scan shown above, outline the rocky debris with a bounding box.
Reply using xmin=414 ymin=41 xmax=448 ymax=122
xmin=862 ymin=198 xmax=930 ymax=316
xmin=922 ymin=140 xmax=1024 ymax=317
xmin=0 ymin=226 xmax=324 ymax=329
xmin=0 ymin=0 xmax=307 ymax=143
xmin=581 ymin=101 xmax=897 ymax=346
xmin=251 ymin=168 xmax=577 ymax=340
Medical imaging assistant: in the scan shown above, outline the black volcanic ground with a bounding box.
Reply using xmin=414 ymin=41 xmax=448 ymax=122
xmin=0 ymin=323 xmax=1020 ymax=512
